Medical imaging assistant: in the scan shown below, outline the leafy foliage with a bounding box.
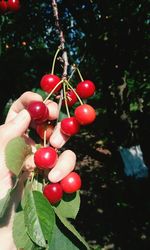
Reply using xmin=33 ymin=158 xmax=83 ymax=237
xmin=23 ymin=190 xmax=55 ymax=247
xmin=3 ymin=132 xmax=88 ymax=249
xmin=54 ymin=191 xmax=80 ymax=219
xmin=0 ymin=188 xmax=12 ymax=219
xmin=5 ymin=136 xmax=32 ymax=176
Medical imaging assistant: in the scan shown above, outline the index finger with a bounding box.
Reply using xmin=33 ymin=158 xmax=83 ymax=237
xmin=5 ymin=91 xmax=59 ymax=123
xmin=5 ymin=91 xmax=43 ymax=123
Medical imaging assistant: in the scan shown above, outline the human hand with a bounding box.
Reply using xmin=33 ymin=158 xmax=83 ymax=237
xmin=0 ymin=91 xmax=76 ymax=250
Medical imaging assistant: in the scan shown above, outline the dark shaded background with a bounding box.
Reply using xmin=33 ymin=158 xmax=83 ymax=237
xmin=0 ymin=1 xmax=150 ymax=249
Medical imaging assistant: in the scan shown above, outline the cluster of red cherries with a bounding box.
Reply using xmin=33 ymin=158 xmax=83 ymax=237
xmin=27 ymin=65 xmax=96 ymax=205
xmin=0 ymin=0 xmax=20 ymax=13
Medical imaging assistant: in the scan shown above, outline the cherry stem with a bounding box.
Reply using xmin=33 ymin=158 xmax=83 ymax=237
xmin=31 ymin=172 xmax=35 ymax=184
xmin=51 ymin=46 xmax=61 ymax=75
xmin=43 ymin=177 xmax=46 ymax=187
xmin=68 ymin=65 xmax=77 ymax=82
xmin=57 ymin=88 xmax=64 ymax=123
xmin=76 ymin=67 xmax=84 ymax=82
xmin=63 ymin=81 xmax=70 ymax=118
xmin=44 ymin=130 xmax=47 ymax=147
xmin=65 ymin=80 xmax=84 ymax=105
xmin=43 ymin=79 xmax=64 ymax=103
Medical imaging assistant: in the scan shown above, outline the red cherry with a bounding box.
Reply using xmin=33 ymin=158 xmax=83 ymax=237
xmin=0 ymin=0 xmax=7 ymax=13
xmin=61 ymin=117 xmax=80 ymax=136
xmin=40 ymin=74 xmax=62 ymax=93
xmin=74 ymin=104 xmax=96 ymax=125
xmin=60 ymin=172 xmax=81 ymax=193
xmin=34 ymin=146 xmax=58 ymax=169
xmin=7 ymin=0 xmax=20 ymax=12
xmin=76 ymin=80 xmax=96 ymax=99
xmin=27 ymin=101 xmax=49 ymax=123
xmin=63 ymin=90 xmax=77 ymax=107
xmin=43 ymin=183 xmax=63 ymax=204
xmin=36 ymin=122 xmax=54 ymax=140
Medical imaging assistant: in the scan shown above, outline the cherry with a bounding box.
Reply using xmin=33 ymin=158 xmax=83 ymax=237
xmin=34 ymin=146 xmax=58 ymax=169
xmin=43 ymin=183 xmax=63 ymax=204
xmin=7 ymin=0 xmax=20 ymax=12
xmin=74 ymin=104 xmax=96 ymax=125
xmin=61 ymin=117 xmax=80 ymax=136
xmin=36 ymin=122 xmax=54 ymax=140
xmin=60 ymin=172 xmax=81 ymax=193
xmin=0 ymin=0 xmax=7 ymax=13
xmin=63 ymin=89 xmax=77 ymax=107
xmin=76 ymin=80 xmax=96 ymax=99
xmin=40 ymin=74 xmax=62 ymax=93
xmin=27 ymin=101 xmax=49 ymax=123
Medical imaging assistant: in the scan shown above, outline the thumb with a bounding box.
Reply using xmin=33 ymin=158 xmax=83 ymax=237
xmin=2 ymin=109 xmax=31 ymax=143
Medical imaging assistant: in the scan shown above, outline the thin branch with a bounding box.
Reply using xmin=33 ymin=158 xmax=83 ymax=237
xmin=52 ymin=0 xmax=69 ymax=79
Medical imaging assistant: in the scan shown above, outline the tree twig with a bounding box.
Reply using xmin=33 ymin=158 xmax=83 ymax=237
xmin=51 ymin=0 xmax=69 ymax=79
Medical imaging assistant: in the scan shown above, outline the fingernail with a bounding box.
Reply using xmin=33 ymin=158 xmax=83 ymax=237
xmin=48 ymin=170 xmax=61 ymax=183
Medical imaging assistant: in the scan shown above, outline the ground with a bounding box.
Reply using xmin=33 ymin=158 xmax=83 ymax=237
xmin=65 ymin=132 xmax=150 ymax=250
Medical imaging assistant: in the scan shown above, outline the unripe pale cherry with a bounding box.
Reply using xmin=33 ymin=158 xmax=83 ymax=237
xmin=34 ymin=146 xmax=58 ymax=169
xmin=43 ymin=183 xmax=63 ymax=204
xmin=40 ymin=74 xmax=62 ymax=93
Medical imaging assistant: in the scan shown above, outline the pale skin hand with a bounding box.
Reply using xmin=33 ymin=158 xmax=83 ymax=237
xmin=0 ymin=91 xmax=76 ymax=250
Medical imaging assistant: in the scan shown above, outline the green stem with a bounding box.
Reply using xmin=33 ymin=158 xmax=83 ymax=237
xmin=43 ymin=178 xmax=46 ymax=187
xmin=43 ymin=79 xmax=64 ymax=103
xmin=51 ymin=46 xmax=62 ymax=74
xmin=56 ymin=88 xmax=64 ymax=123
xmin=68 ymin=65 xmax=77 ymax=82
xmin=31 ymin=172 xmax=35 ymax=184
xmin=63 ymin=81 xmax=70 ymax=118
xmin=43 ymin=130 xmax=47 ymax=147
xmin=77 ymin=67 xmax=84 ymax=82
xmin=65 ymin=80 xmax=84 ymax=105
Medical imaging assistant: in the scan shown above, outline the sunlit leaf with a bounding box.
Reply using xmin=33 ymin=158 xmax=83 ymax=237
xmin=13 ymin=211 xmax=43 ymax=250
xmin=54 ymin=191 xmax=80 ymax=219
xmin=49 ymin=224 xmax=80 ymax=250
xmin=24 ymin=190 xmax=55 ymax=247
xmin=0 ymin=189 xmax=12 ymax=219
xmin=55 ymin=210 xmax=90 ymax=250
xmin=0 ymin=178 xmax=18 ymax=219
xmin=5 ymin=136 xmax=32 ymax=176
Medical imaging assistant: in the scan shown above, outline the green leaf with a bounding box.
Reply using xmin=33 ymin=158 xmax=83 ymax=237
xmin=58 ymin=110 xmax=68 ymax=122
xmin=32 ymin=88 xmax=48 ymax=100
xmin=13 ymin=211 xmax=31 ymax=248
xmin=54 ymin=191 xmax=80 ymax=219
xmin=0 ymin=178 xmax=18 ymax=219
xmin=21 ymin=180 xmax=33 ymax=209
xmin=48 ymin=224 xmax=80 ymax=250
xmin=5 ymin=136 xmax=32 ymax=176
xmin=24 ymin=190 xmax=55 ymax=248
xmin=13 ymin=211 xmax=44 ymax=250
xmin=32 ymin=178 xmax=43 ymax=192
xmin=55 ymin=211 xmax=90 ymax=250
xmin=0 ymin=189 xmax=12 ymax=219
